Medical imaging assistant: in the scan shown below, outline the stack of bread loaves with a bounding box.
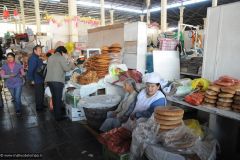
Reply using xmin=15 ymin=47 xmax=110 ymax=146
xmin=216 ymin=87 xmax=235 ymax=110
xmin=204 ymin=85 xmax=220 ymax=107
xmin=101 ymin=46 xmax=110 ymax=54
xmin=109 ymin=43 xmax=122 ymax=53
xmin=232 ymin=88 xmax=240 ymax=112
xmin=154 ymin=106 xmax=184 ymax=131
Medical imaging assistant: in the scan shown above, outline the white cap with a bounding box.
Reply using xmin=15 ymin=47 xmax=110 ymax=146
xmin=6 ymin=49 xmax=13 ymax=54
xmin=144 ymin=72 xmax=161 ymax=84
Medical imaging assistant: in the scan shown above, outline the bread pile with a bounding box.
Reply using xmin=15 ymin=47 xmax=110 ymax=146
xmin=204 ymin=85 xmax=220 ymax=107
xmin=101 ymin=43 xmax=122 ymax=64
xmin=154 ymin=106 xmax=184 ymax=131
xmin=83 ymin=54 xmax=111 ymax=79
xmin=109 ymin=43 xmax=122 ymax=53
xmin=216 ymin=87 xmax=235 ymax=110
xmin=93 ymin=54 xmax=111 ymax=78
xmin=232 ymin=88 xmax=240 ymax=112
xmin=101 ymin=46 xmax=110 ymax=54
xmin=77 ymin=70 xmax=98 ymax=85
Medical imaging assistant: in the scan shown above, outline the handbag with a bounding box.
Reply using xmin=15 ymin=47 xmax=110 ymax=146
xmin=36 ymin=64 xmax=47 ymax=78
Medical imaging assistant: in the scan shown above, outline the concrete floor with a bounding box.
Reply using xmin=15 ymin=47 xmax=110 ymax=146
xmin=0 ymin=85 xmax=103 ymax=160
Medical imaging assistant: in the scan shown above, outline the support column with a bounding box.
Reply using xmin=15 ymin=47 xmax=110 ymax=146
xmin=100 ymin=0 xmax=105 ymax=26
xmin=19 ymin=0 xmax=26 ymax=33
xmin=109 ymin=10 xmax=114 ymax=25
xmin=212 ymin=0 xmax=218 ymax=7
xmin=146 ymin=0 xmax=151 ymax=25
xmin=68 ymin=0 xmax=78 ymax=42
xmin=18 ymin=20 xmax=22 ymax=33
xmin=179 ymin=6 xmax=185 ymax=31
xmin=140 ymin=15 xmax=145 ymax=22
xmin=15 ymin=20 xmax=18 ymax=34
xmin=34 ymin=0 xmax=41 ymax=33
xmin=161 ymin=0 xmax=167 ymax=32
xmin=203 ymin=18 xmax=207 ymax=30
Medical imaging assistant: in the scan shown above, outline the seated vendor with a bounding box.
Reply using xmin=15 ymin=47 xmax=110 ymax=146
xmin=122 ymin=72 xmax=166 ymax=130
xmin=100 ymin=78 xmax=138 ymax=132
xmin=130 ymin=72 xmax=166 ymax=120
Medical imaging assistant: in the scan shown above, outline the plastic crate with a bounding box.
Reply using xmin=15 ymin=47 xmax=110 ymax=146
xmin=65 ymin=104 xmax=86 ymax=121
xmin=65 ymin=92 xmax=80 ymax=108
xmin=102 ymin=145 xmax=129 ymax=160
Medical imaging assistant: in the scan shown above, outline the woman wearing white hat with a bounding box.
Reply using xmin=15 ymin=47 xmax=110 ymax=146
xmin=123 ymin=72 xmax=166 ymax=130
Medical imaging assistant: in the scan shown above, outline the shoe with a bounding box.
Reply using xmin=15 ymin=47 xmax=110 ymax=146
xmin=55 ymin=116 xmax=68 ymax=121
xmin=36 ymin=108 xmax=44 ymax=112
xmin=42 ymin=105 xmax=48 ymax=108
xmin=16 ymin=110 xmax=21 ymax=115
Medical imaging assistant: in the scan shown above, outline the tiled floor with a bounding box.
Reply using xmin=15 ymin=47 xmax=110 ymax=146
xmin=0 ymin=85 xmax=103 ymax=160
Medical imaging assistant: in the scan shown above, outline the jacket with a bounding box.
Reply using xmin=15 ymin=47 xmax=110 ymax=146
xmin=45 ymin=52 xmax=75 ymax=84
xmin=27 ymin=53 xmax=44 ymax=84
xmin=1 ymin=63 xmax=23 ymax=88
xmin=115 ymin=91 xmax=138 ymax=118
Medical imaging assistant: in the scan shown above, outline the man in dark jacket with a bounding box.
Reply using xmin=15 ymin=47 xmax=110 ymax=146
xmin=27 ymin=45 xmax=45 ymax=111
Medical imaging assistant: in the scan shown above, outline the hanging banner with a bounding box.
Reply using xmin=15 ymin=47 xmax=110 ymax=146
xmin=45 ymin=14 xmax=100 ymax=27
xmin=13 ymin=8 xmax=20 ymax=20
xmin=3 ymin=6 xmax=10 ymax=22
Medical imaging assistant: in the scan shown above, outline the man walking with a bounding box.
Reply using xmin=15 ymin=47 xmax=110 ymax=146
xmin=27 ymin=45 xmax=45 ymax=111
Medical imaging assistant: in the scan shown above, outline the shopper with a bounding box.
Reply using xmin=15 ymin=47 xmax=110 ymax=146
xmin=123 ymin=72 xmax=166 ymax=130
xmin=27 ymin=45 xmax=45 ymax=111
xmin=100 ymin=78 xmax=138 ymax=132
xmin=45 ymin=46 xmax=75 ymax=121
xmin=1 ymin=53 xmax=24 ymax=114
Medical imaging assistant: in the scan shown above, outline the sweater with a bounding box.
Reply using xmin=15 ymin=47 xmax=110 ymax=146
xmin=1 ymin=62 xmax=23 ymax=88
xmin=45 ymin=52 xmax=75 ymax=83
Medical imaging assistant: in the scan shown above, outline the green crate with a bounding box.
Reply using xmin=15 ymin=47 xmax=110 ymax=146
xmin=102 ymin=145 xmax=129 ymax=160
xmin=65 ymin=92 xmax=80 ymax=108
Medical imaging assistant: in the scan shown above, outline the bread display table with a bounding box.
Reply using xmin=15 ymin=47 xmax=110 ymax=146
xmin=167 ymin=96 xmax=240 ymax=121
xmin=167 ymin=96 xmax=240 ymax=159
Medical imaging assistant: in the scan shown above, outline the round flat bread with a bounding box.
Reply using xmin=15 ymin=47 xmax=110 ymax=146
xmin=233 ymin=95 xmax=240 ymax=101
xmin=216 ymin=101 xmax=232 ymax=107
xmin=236 ymin=91 xmax=240 ymax=96
xmin=155 ymin=119 xmax=183 ymax=126
xmin=155 ymin=106 xmax=184 ymax=117
xmin=208 ymin=85 xmax=221 ymax=92
xmin=234 ymin=100 xmax=240 ymax=105
xmin=204 ymin=103 xmax=215 ymax=107
xmin=205 ymin=94 xmax=218 ymax=100
xmin=218 ymin=93 xmax=234 ymax=98
xmin=221 ymin=87 xmax=236 ymax=94
xmin=232 ymin=104 xmax=240 ymax=110
xmin=160 ymin=123 xmax=182 ymax=130
xmin=216 ymin=106 xmax=232 ymax=111
xmin=204 ymin=98 xmax=217 ymax=104
xmin=206 ymin=90 xmax=218 ymax=96
xmin=218 ymin=98 xmax=233 ymax=103
xmin=154 ymin=113 xmax=183 ymax=121
xmin=233 ymin=109 xmax=240 ymax=113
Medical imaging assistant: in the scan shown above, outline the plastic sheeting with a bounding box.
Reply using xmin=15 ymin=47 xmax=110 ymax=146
xmin=130 ymin=115 xmax=219 ymax=160
xmin=79 ymin=95 xmax=121 ymax=109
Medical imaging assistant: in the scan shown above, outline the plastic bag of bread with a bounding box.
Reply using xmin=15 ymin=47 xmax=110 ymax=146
xmin=130 ymin=115 xmax=160 ymax=160
xmin=214 ymin=75 xmax=240 ymax=87
xmin=158 ymin=125 xmax=198 ymax=150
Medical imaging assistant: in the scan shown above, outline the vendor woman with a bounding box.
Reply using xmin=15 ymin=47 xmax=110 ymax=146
xmin=100 ymin=78 xmax=138 ymax=132
xmin=123 ymin=72 xmax=166 ymax=130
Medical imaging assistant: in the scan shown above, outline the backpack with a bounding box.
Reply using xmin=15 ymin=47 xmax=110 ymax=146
xmin=36 ymin=63 xmax=47 ymax=78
